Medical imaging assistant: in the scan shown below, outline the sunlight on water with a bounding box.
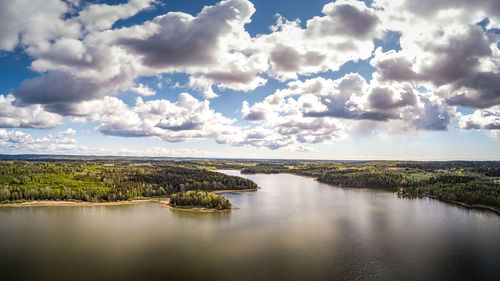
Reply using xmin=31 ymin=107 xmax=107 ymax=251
xmin=1 ymin=171 xmax=499 ymax=281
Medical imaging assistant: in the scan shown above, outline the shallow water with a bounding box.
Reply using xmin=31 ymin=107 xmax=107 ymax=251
xmin=1 ymin=170 xmax=499 ymax=281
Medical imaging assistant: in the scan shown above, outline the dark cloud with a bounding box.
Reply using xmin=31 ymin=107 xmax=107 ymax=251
xmin=373 ymin=25 xmax=499 ymax=109
xmin=324 ymin=3 xmax=379 ymax=39
xmin=375 ymin=26 xmax=491 ymax=86
xmin=447 ymin=72 xmax=500 ymax=108
xmin=119 ymin=0 xmax=254 ymax=68
xmin=304 ymin=98 xmax=399 ymax=121
xmin=242 ymin=111 xmax=267 ymax=121
xmin=421 ymin=26 xmax=491 ymax=86
xmin=411 ymin=98 xmax=451 ymax=131
xmin=157 ymin=121 xmax=202 ymax=131
xmin=12 ymin=70 xmax=133 ymax=115
xmin=13 ymin=72 xmax=101 ymax=106
xmin=373 ymin=54 xmax=417 ymax=82
xmin=368 ymin=86 xmax=416 ymax=110
xmin=270 ymin=45 xmax=301 ymax=72
xmin=204 ymin=70 xmax=257 ymax=84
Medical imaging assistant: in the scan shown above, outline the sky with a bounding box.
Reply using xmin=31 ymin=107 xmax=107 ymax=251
xmin=0 ymin=0 xmax=499 ymax=160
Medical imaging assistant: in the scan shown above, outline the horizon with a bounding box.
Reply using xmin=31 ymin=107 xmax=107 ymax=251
xmin=1 ymin=0 xmax=499 ymax=160
xmin=1 ymin=153 xmax=499 ymax=162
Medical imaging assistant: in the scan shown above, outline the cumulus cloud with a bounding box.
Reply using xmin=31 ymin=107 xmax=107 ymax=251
xmin=2 ymin=0 xmax=500 ymax=153
xmin=77 ymin=0 xmax=155 ymax=33
xmin=242 ymin=73 xmax=457 ymax=136
xmin=370 ymin=0 xmax=500 ymax=109
xmin=68 ymin=93 xmax=236 ymax=142
xmin=130 ymin=83 xmax=156 ymax=96
xmin=306 ymin=0 xmax=379 ymax=40
xmin=0 ymin=129 xmax=92 ymax=154
xmin=0 ymin=95 xmax=63 ymax=129
xmin=120 ymin=0 xmax=254 ymax=68
xmin=252 ymin=0 xmax=380 ymax=81
xmin=0 ymin=0 xmax=80 ymax=51
xmin=58 ymin=128 xmax=77 ymax=136
xmin=458 ymin=106 xmax=500 ymax=130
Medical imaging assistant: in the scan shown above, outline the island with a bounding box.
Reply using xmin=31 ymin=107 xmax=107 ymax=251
xmin=168 ymin=190 xmax=233 ymax=211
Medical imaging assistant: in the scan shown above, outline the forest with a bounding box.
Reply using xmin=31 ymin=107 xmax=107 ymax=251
xmin=1 ymin=158 xmax=499 ymax=212
xmin=0 ymin=160 xmax=257 ymax=203
xmin=170 ymin=190 xmax=232 ymax=210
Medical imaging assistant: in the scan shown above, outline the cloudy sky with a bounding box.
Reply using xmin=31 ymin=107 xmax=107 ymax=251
xmin=0 ymin=0 xmax=499 ymax=160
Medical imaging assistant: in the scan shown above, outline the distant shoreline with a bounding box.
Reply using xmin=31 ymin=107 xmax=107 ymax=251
xmin=400 ymin=194 xmax=500 ymax=215
xmin=239 ymin=170 xmax=500 ymax=216
xmin=212 ymin=188 xmax=259 ymax=194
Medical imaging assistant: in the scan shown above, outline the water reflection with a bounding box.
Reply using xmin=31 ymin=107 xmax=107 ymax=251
xmin=0 ymin=171 xmax=499 ymax=281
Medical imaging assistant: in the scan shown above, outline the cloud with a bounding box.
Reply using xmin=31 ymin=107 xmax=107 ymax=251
xmin=306 ymin=0 xmax=379 ymax=40
xmin=370 ymin=1 xmax=500 ymax=109
xmin=0 ymin=129 xmax=93 ymax=154
xmin=130 ymin=83 xmax=156 ymax=96
xmin=13 ymin=72 xmax=103 ymax=109
xmin=458 ymin=106 xmax=500 ymax=130
xmin=242 ymin=73 xmax=457 ymax=136
xmin=77 ymin=0 xmax=155 ymax=33
xmin=117 ymin=0 xmax=267 ymax=93
xmin=0 ymin=0 xmax=79 ymax=51
xmin=58 ymin=128 xmax=77 ymax=136
xmin=253 ymin=0 xmax=380 ymax=81
xmin=72 ymin=93 xmax=236 ymax=142
xmin=2 ymin=0 xmax=500 ymax=153
xmin=119 ymin=0 xmax=254 ymax=68
xmin=0 ymin=95 xmax=63 ymax=129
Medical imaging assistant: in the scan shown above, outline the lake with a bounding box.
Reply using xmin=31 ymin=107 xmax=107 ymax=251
xmin=1 ymin=170 xmax=499 ymax=281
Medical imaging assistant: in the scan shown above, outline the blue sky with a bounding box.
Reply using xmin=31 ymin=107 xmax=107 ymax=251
xmin=0 ymin=0 xmax=499 ymax=160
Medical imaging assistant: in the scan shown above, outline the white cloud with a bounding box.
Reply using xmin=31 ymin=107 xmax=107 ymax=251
xmin=458 ymin=106 xmax=500 ymax=137
xmin=77 ymin=0 xmax=155 ymax=33
xmin=0 ymin=95 xmax=63 ymax=129
xmin=0 ymin=129 xmax=91 ymax=154
xmin=251 ymin=0 xmax=380 ymax=81
xmin=58 ymin=128 xmax=77 ymax=136
xmin=1 ymin=0 xmax=500 ymax=154
xmin=130 ymin=83 xmax=156 ymax=96
xmin=242 ymin=73 xmax=457 ymax=138
xmin=0 ymin=0 xmax=80 ymax=52
xmin=370 ymin=0 xmax=500 ymax=109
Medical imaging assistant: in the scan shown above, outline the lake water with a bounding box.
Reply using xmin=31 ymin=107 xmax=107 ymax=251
xmin=1 ymin=170 xmax=499 ymax=281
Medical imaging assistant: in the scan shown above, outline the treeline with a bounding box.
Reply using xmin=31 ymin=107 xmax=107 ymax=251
xmin=241 ymin=164 xmax=292 ymax=174
xmin=237 ymin=160 xmax=500 ymax=209
xmin=170 ymin=190 xmax=231 ymax=210
xmin=0 ymin=161 xmax=257 ymax=203
xmin=404 ymin=181 xmax=500 ymax=207
xmin=317 ymin=172 xmax=404 ymax=190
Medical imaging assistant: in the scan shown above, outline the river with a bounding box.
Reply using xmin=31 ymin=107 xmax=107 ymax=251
xmin=0 ymin=170 xmax=499 ymax=281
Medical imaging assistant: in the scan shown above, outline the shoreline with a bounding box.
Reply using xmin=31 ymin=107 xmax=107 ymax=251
xmin=0 ymin=188 xmax=257 ymax=209
xmin=212 ymin=187 xmax=259 ymax=194
xmin=398 ymin=194 xmax=500 ymax=215
xmin=162 ymin=204 xmax=238 ymax=212
xmin=0 ymin=198 xmax=171 ymax=208
xmin=241 ymin=171 xmax=500 ymax=216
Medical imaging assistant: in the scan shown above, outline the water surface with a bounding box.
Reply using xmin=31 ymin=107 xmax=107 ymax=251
xmin=1 ymin=170 xmax=499 ymax=281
